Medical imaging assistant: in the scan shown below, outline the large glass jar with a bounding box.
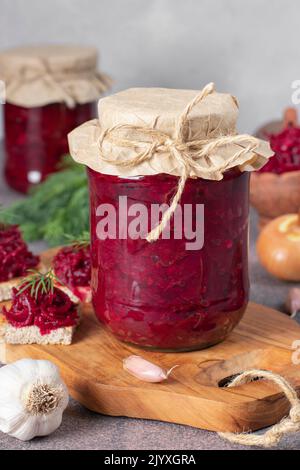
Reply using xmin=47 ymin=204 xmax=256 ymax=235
xmin=69 ymin=85 xmax=272 ymax=352
xmin=88 ymin=168 xmax=250 ymax=351
xmin=4 ymin=101 xmax=96 ymax=193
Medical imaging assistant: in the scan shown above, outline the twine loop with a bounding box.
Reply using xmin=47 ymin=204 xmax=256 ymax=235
xmin=98 ymin=82 xmax=260 ymax=242
xmin=290 ymin=404 xmax=300 ymax=423
xmin=219 ymin=369 xmax=300 ymax=448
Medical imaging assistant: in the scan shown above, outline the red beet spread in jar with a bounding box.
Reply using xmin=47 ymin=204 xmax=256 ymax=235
xmin=53 ymin=245 xmax=91 ymax=302
xmin=4 ymin=101 xmax=96 ymax=193
xmin=88 ymin=168 xmax=249 ymax=351
xmin=0 ymin=225 xmax=39 ymax=282
xmin=3 ymin=286 xmax=78 ymax=335
xmin=259 ymin=126 xmax=300 ymax=174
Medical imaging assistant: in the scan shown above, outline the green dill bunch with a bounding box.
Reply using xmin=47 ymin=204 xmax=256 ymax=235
xmin=0 ymin=159 xmax=90 ymax=246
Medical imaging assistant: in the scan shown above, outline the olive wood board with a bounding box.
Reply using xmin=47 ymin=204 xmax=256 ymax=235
xmin=1 ymin=249 xmax=300 ymax=433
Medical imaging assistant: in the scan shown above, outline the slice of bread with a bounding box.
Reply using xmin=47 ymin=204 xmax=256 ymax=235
xmin=0 ymin=312 xmax=6 ymax=340
xmin=0 ymin=263 xmax=46 ymax=302
xmin=56 ymin=285 xmax=92 ymax=304
xmin=4 ymin=323 xmax=77 ymax=345
xmin=0 ymin=278 xmax=20 ymax=303
xmin=1 ymin=306 xmax=81 ymax=346
xmin=57 ymin=285 xmax=81 ymax=304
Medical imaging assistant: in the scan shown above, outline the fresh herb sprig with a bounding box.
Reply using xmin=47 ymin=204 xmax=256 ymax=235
xmin=0 ymin=158 xmax=89 ymax=246
xmin=64 ymin=231 xmax=91 ymax=250
xmin=17 ymin=269 xmax=62 ymax=300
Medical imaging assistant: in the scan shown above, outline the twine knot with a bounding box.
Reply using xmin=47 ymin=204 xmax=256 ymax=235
xmin=290 ymin=404 xmax=300 ymax=423
xmin=97 ymin=82 xmax=260 ymax=242
xmin=6 ymin=60 xmax=112 ymax=108
xmin=219 ymin=369 xmax=300 ymax=448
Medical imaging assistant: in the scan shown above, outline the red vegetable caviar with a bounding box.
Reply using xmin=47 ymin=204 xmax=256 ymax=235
xmin=259 ymin=126 xmax=300 ymax=174
xmin=3 ymin=286 xmax=78 ymax=335
xmin=53 ymin=246 xmax=91 ymax=298
xmin=88 ymin=168 xmax=250 ymax=351
xmin=4 ymin=101 xmax=96 ymax=193
xmin=0 ymin=225 xmax=39 ymax=282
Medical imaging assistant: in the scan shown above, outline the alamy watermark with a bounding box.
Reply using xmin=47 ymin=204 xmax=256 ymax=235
xmin=95 ymin=196 xmax=204 ymax=250
xmin=292 ymin=80 xmax=300 ymax=105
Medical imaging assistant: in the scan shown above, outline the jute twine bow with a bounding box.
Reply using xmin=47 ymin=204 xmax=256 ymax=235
xmin=219 ymin=369 xmax=300 ymax=448
xmin=98 ymin=82 xmax=260 ymax=242
xmin=5 ymin=61 xmax=112 ymax=108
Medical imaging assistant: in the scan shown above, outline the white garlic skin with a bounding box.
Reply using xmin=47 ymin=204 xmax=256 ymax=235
xmin=0 ymin=359 xmax=69 ymax=441
xmin=123 ymin=355 xmax=169 ymax=383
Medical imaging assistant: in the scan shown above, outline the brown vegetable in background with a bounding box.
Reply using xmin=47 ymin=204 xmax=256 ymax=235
xmin=251 ymin=108 xmax=300 ymax=230
xmin=257 ymin=212 xmax=300 ymax=281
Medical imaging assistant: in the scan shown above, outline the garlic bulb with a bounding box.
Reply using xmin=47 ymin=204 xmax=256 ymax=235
xmin=0 ymin=359 xmax=69 ymax=441
xmin=123 ymin=355 xmax=177 ymax=383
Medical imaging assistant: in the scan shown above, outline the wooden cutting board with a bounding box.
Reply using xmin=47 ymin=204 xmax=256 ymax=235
xmin=1 ymin=249 xmax=300 ymax=433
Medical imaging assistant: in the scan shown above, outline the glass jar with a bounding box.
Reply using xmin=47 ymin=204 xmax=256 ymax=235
xmin=88 ymin=167 xmax=250 ymax=352
xmin=4 ymin=101 xmax=96 ymax=193
xmin=0 ymin=44 xmax=111 ymax=193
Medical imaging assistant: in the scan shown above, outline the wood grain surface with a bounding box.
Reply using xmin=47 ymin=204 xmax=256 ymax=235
xmin=1 ymin=249 xmax=300 ymax=433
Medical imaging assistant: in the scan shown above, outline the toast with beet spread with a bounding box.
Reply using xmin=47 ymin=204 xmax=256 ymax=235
xmin=0 ymin=224 xmax=41 ymax=302
xmin=52 ymin=241 xmax=91 ymax=304
xmin=1 ymin=270 xmax=81 ymax=346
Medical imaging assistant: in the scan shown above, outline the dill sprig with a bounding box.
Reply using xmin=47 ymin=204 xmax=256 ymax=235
xmin=64 ymin=231 xmax=91 ymax=250
xmin=0 ymin=159 xmax=89 ymax=246
xmin=17 ymin=269 xmax=62 ymax=300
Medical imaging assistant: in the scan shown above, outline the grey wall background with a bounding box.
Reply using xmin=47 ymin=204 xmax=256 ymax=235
xmin=0 ymin=0 xmax=299 ymax=136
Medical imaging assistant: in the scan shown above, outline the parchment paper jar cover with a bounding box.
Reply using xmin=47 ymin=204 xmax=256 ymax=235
xmin=0 ymin=45 xmax=111 ymax=193
xmin=69 ymin=83 xmax=273 ymax=351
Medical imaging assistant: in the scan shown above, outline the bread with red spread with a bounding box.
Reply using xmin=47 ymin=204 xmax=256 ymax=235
xmin=0 ymin=262 xmax=45 ymax=303
xmin=0 ymin=224 xmax=41 ymax=302
xmin=2 ymin=272 xmax=80 ymax=346
xmin=0 ymin=279 xmax=20 ymax=302
xmin=57 ymin=284 xmax=92 ymax=304
xmin=53 ymin=243 xmax=91 ymax=303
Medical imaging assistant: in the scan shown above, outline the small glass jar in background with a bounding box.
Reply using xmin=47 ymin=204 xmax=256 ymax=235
xmin=0 ymin=45 xmax=111 ymax=193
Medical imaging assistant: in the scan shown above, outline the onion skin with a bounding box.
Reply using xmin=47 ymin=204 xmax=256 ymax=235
xmin=257 ymin=214 xmax=300 ymax=281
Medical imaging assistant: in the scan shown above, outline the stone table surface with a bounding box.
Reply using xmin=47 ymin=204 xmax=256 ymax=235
xmin=0 ymin=147 xmax=299 ymax=450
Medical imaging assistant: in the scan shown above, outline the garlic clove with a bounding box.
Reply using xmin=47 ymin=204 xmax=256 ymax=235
xmin=0 ymin=404 xmax=26 ymax=434
xmin=123 ymin=355 xmax=176 ymax=383
xmin=286 ymin=288 xmax=300 ymax=318
xmin=13 ymin=358 xmax=38 ymax=380
xmin=10 ymin=415 xmax=40 ymax=442
xmin=36 ymin=410 xmax=64 ymax=438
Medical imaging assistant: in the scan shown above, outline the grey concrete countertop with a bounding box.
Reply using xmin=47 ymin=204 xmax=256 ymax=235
xmin=0 ymin=147 xmax=299 ymax=450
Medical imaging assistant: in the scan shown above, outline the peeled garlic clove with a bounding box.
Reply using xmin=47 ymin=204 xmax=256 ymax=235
xmin=286 ymin=288 xmax=300 ymax=318
xmin=123 ymin=355 xmax=175 ymax=383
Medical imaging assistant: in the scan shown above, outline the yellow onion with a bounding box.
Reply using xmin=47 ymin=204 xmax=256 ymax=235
xmin=257 ymin=212 xmax=300 ymax=281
